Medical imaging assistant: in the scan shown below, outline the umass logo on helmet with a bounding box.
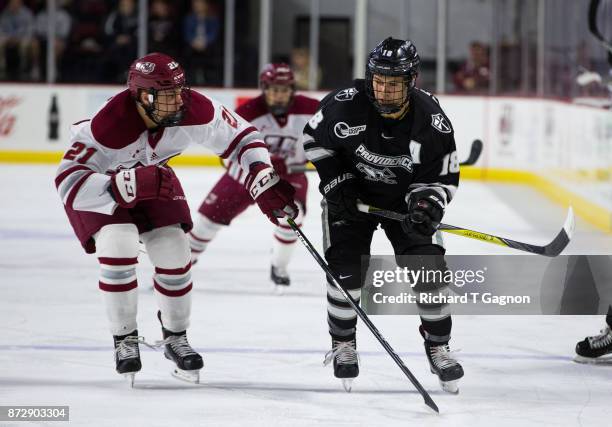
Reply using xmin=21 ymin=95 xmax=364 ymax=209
xmin=135 ymin=62 xmax=155 ymax=74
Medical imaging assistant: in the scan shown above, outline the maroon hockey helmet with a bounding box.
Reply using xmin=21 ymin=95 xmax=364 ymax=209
xmin=259 ymin=63 xmax=295 ymax=116
xmin=127 ymin=52 xmax=187 ymax=126
xmin=259 ymin=63 xmax=295 ymax=88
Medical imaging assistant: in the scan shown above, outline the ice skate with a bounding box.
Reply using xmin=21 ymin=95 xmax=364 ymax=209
xmin=113 ymin=331 xmax=142 ymax=387
xmin=270 ymin=265 xmax=290 ymax=294
xmin=575 ymin=325 xmax=612 ymax=364
xmin=423 ymin=337 xmax=464 ymax=394
xmin=324 ymin=337 xmax=359 ymax=392
xmin=158 ymin=312 xmax=203 ymax=383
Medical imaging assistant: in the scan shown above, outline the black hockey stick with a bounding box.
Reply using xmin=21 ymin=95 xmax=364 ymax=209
xmin=588 ymin=0 xmax=612 ymax=64
xmin=289 ymin=139 xmax=483 ymax=173
xmin=356 ymin=203 xmax=575 ymax=257
xmin=459 ymin=139 xmax=483 ymax=166
xmin=286 ymin=217 xmax=440 ymax=413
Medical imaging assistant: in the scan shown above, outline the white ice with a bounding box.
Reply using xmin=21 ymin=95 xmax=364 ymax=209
xmin=0 ymin=165 xmax=611 ymax=427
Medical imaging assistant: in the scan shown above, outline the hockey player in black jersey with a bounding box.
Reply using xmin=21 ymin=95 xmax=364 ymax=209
xmin=303 ymin=37 xmax=464 ymax=393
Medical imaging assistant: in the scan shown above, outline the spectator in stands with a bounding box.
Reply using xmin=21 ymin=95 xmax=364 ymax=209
xmin=64 ymin=0 xmax=107 ymax=82
xmin=182 ymin=0 xmax=220 ymax=85
xmin=30 ymin=0 xmax=71 ymax=81
xmin=0 ymin=0 xmax=34 ymax=81
xmin=453 ymin=41 xmax=490 ymax=93
xmin=148 ymin=0 xmax=178 ymax=58
xmin=290 ymin=47 xmax=321 ymax=90
xmin=104 ymin=0 xmax=138 ymax=83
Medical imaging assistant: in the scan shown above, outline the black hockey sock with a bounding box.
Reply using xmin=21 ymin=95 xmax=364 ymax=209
xmin=420 ymin=315 xmax=452 ymax=344
xmin=606 ymin=305 xmax=612 ymax=328
xmin=328 ymin=317 xmax=356 ymax=341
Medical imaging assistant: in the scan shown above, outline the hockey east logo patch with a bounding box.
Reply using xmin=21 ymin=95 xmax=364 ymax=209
xmin=355 ymin=144 xmax=413 ymax=172
xmin=334 ymin=122 xmax=366 ymax=138
xmin=334 ymin=87 xmax=358 ymax=102
xmin=431 ymin=113 xmax=452 ymax=134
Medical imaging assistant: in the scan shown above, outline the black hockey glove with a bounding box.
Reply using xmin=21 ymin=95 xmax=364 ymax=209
xmin=321 ymin=172 xmax=366 ymax=221
xmin=402 ymin=187 xmax=446 ymax=236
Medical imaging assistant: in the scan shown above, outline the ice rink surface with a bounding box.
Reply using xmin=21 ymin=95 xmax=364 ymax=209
xmin=1 ymin=165 xmax=611 ymax=427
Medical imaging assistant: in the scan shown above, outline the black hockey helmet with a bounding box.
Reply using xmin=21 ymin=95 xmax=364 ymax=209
xmin=366 ymin=37 xmax=420 ymax=115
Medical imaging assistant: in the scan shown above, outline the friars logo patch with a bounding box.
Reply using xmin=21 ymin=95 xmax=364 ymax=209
xmin=356 ymin=163 xmax=397 ymax=184
xmin=334 ymin=122 xmax=366 ymax=138
xmin=135 ymin=62 xmax=155 ymax=74
xmin=431 ymin=113 xmax=452 ymax=134
xmin=334 ymin=88 xmax=358 ymax=101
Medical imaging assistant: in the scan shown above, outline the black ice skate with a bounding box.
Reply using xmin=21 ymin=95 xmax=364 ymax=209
xmin=323 ymin=337 xmax=359 ymax=392
xmin=113 ymin=330 xmax=142 ymax=387
xmin=575 ymin=325 xmax=612 ymax=364
xmin=158 ymin=311 xmax=203 ymax=383
xmin=421 ymin=328 xmax=463 ymax=394
xmin=270 ymin=265 xmax=290 ymax=294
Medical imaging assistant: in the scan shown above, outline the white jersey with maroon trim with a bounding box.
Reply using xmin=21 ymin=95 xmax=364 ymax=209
xmin=55 ymin=89 xmax=269 ymax=215
xmin=226 ymin=94 xmax=319 ymax=183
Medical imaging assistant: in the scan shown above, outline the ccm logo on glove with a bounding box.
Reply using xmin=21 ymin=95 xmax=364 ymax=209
xmin=116 ymin=170 xmax=136 ymax=202
xmin=246 ymin=163 xmax=298 ymax=225
xmin=110 ymin=165 xmax=176 ymax=208
xmin=248 ymin=167 xmax=280 ymax=199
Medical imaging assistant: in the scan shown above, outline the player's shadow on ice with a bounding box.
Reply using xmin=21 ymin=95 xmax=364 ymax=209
xmin=135 ymin=380 xmax=448 ymax=395
xmin=147 ymin=284 xmax=324 ymax=299
xmin=2 ymin=376 xmax=448 ymax=397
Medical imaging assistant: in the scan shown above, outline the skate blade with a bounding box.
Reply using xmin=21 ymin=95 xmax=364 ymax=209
xmin=122 ymin=372 xmax=136 ymax=388
xmin=171 ymin=368 xmax=201 ymax=384
xmin=439 ymin=379 xmax=459 ymax=394
xmin=271 ymin=283 xmax=290 ymax=295
xmin=341 ymin=378 xmax=354 ymax=392
xmin=574 ymin=354 xmax=612 ymax=365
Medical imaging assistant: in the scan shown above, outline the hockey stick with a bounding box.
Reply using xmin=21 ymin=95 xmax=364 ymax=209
xmin=289 ymin=139 xmax=483 ymax=173
xmin=458 ymin=139 xmax=483 ymax=166
xmin=356 ymin=203 xmax=575 ymax=257
xmin=286 ymin=217 xmax=440 ymax=413
xmin=588 ymin=0 xmax=612 ymax=64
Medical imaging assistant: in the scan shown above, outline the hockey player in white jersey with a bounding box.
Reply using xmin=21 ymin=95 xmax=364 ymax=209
xmin=189 ymin=63 xmax=319 ymax=291
xmin=54 ymin=53 xmax=298 ymax=385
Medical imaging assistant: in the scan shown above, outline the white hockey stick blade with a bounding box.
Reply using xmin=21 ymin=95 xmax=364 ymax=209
xmin=564 ymin=206 xmax=575 ymax=239
xmin=576 ymin=70 xmax=603 ymax=86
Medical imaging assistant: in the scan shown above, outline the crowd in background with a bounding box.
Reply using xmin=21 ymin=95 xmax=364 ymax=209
xmin=0 ymin=0 xmax=609 ymax=99
xmin=0 ymin=0 xmax=496 ymax=93
xmin=0 ymin=0 xmax=223 ymax=85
